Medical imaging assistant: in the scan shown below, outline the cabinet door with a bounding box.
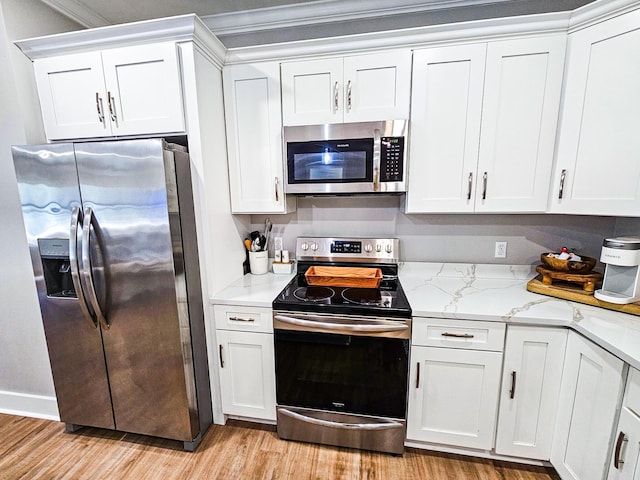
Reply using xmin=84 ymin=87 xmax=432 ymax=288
xmin=101 ymin=42 xmax=185 ymax=136
xmin=342 ymin=50 xmax=412 ymax=123
xmin=223 ymin=62 xmax=294 ymax=214
xmin=281 ymin=58 xmax=343 ymax=125
xmin=610 ymin=369 xmax=640 ymax=480
xmin=405 ymin=44 xmax=486 ymax=213
xmin=551 ymin=331 xmax=626 ymax=480
xmin=217 ymin=330 xmax=276 ymax=421
xmin=34 ymin=51 xmax=110 ymax=140
xmin=476 ymin=36 xmax=566 ymax=213
xmin=495 ymin=326 xmax=567 ymax=460
xmin=406 ymin=345 xmax=502 ymax=450
xmin=550 ymin=9 xmax=640 ymax=216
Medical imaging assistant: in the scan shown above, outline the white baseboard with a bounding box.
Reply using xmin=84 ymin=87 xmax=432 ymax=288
xmin=0 ymin=390 xmax=60 ymax=421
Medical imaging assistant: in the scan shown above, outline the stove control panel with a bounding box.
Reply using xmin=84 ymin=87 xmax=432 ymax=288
xmin=297 ymin=237 xmax=399 ymax=263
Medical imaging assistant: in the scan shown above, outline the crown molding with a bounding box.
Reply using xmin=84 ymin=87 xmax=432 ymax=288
xmin=14 ymin=14 xmax=226 ymax=64
xmin=202 ymin=0 xmax=516 ymax=35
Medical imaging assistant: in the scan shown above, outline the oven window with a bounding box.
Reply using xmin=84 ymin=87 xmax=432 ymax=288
xmin=275 ymin=330 xmax=408 ymax=419
xmin=287 ymin=139 xmax=373 ymax=184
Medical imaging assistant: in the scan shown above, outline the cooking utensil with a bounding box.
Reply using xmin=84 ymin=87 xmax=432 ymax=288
xmin=244 ymin=239 xmax=252 ymax=251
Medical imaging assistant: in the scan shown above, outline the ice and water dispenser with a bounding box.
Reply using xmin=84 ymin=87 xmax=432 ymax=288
xmin=38 ymin=238 xmax=76 ymax=298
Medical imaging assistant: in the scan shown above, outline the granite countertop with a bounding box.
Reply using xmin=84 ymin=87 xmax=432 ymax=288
xmin=210 ymin=261 xmax=640 ymax=371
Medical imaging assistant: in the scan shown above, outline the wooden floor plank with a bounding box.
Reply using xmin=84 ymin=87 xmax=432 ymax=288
xmin=0 ymin=414 xmax=560 ymax=480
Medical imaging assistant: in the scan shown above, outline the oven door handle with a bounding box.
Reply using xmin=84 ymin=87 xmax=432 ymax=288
xmin=274 ymin=314 xmax=409 ymax=333
xmin=279 ymin=408 xmax=403 ymax=430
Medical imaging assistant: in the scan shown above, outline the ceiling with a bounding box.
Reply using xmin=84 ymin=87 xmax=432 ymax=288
xmin=39 ymin=0 xmax=598 ymax=47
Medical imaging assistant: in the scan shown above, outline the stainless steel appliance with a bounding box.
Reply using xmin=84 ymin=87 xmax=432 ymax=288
xmin=272 ymin=237 xmax=411 ymax=455
xmin=12 ymin=138 xmax=211 ymax=451
xmin=594 ymin=236 xmax=640 ymax=304
xmin=284 ymin=120 xmax=408 ymax=195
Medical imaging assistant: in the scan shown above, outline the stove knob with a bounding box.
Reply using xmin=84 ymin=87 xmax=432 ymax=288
xmin=376 ymin=244 xmax=382 ymax=252
xmin=385 ymin=244 xmax=393 ymax=254
xmin=301 ymin=242 xmax=309 ymax=251
xmin=364 ymin=243 xmax=373 ymax=253
xmin=310 ymin=242 xmax=319 ymax=252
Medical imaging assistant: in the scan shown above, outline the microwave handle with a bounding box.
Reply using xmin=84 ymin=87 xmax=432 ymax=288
xmin=373 ymin=128 xmax=381 ymax=191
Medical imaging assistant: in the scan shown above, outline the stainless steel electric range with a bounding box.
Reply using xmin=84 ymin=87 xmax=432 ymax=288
xmin=272 ymin=237 xmax=411 ymax=455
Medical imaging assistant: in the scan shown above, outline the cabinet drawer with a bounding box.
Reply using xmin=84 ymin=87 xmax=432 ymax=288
xmin=213 ymin=305 xmax=273 ymax=333
xmin=412 ymin=318 xmax=505 ymax=351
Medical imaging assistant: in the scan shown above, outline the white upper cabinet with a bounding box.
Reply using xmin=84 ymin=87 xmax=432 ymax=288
xmin=550 ymin=9 xmax=640 ymax=217
xmin=281 ymin=50 xmax=412 ymax=126
xmin=406 ymin=36 xmax=566 ymax=213
xmin=223 ymin=62 xmax=295 ymax=214
xmin=476 ymin=36 xmax=565 ymax=212
xmin=406 ymin=43 xmax=486 ymax=213
xmin=34 ymin=42 xmax=185 ymax=140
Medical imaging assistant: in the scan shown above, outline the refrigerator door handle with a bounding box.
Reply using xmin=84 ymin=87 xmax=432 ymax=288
xmin=69 ymin=206 xmax=98 ymax=329
xmin=81 ymin=206 xmax=110 ymax=330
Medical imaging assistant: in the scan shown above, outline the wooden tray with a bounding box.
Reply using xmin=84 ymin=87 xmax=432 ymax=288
xmin=305 ymin=266 xmax=383 ymax=288
xmin=527 ymin=275 xmax=640 ymax=317
xmin=535 ymin=265 xmax=603 ymax=292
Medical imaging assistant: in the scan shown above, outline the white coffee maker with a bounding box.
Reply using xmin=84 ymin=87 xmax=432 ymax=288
xmin=594 ymin=237 xmax=640 ymax=304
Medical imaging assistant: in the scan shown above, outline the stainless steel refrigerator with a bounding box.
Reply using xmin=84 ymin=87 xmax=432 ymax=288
xmin=12 ymin=138 xmax=212 ymax=451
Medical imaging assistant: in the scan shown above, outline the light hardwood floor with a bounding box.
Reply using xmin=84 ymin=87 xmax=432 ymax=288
xmin=0 ymin=414 xmax=560 ymax=479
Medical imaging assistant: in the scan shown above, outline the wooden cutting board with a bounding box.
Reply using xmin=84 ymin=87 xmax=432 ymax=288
xmin=527 ymin=275 xmax=640 ymax=316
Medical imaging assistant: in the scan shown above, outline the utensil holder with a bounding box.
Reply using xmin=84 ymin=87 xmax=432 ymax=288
xmin=249 ymin=251 xmax=268 ymax=275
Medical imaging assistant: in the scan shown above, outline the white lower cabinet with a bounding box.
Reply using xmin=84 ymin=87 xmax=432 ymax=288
xmin=213 ymin=305 xmax=276 ymax=421
xmin=407 ymin=318 xmax=505 ymax=450
xmin=551 ymin=331 xmax=627 ymax=480
xmin=495 ymin=326 xmax=567 ymax=460
xmin=608 ymin=368 xmax=640 ymax=480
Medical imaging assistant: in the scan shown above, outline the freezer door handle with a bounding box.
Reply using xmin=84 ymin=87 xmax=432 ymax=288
xmin=81 ymin=207 xmax=109 ymax=330
xmin=69 ymin=206 xmax=98 ymax=329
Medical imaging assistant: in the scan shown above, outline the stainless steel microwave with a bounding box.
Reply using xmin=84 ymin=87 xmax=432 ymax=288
xmin=283 ymin=120 xmax=408 ymax=194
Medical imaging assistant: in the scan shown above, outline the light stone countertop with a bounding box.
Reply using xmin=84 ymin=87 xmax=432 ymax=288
xmin=210 ymin=261 xmax=640 ymax=371
xmin=399 ymin=262 xmax=640 ymax=371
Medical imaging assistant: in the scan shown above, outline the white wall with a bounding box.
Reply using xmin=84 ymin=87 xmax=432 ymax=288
xmin=249 ymin=195 xmax=627 ymax=265
xmin=0 ymin=0 xmax=81 ymax=418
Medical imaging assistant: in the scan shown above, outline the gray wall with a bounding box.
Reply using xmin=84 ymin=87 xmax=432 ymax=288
xmin=0 ymin=0 xmax=82 ymax=415
xmin=250 ymin=195 xmax=640 ymax=265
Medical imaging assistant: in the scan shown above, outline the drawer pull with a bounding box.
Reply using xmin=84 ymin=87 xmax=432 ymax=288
xmin=614 ymin=430 xmax=628 ymax=469
xmin=229 ymin=316 xmax=255 ymax=323
xmin=509 ymin=371 xmax=517 ymax=399
xmin=441 ymin=332 xmax=475 ymax=339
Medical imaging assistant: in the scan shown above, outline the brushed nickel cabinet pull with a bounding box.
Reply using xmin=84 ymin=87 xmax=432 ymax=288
xmin=558 ymin=169 xmax=567 ymax=199
xmin=347 ymin=80 xmax=352 ymax=111
xmin=509 ymin=371 xmax=517 ymax=399
xmin=229 ymin=316 xmax=255 ymax=323
xmin=219 ymin=345 xmax=224 ymax=368
xmin=441 ymin=332 xmax=474 ymax=339
xmin=95 ymin=92 xmax=105 ymax=123
xmin=333 ymin=81 xmax=339 ymax=112
xmin=614 ymin=430 xmax=628 ymax=469
xmin=482 ymin=172 xmax=488 ymax=200
xmin=107 ymin=91 xmax=117 ymax=123
xmin=467 ymin=172 xmax=473 ymax=200
xmin=274 ymin=177 xmax=279 ymax=202
xmin=416 ymin=362 xmax=420 ymax=389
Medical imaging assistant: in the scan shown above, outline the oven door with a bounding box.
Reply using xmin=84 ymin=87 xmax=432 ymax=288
xmin=285 ymin=138 xmax=375 ymax=194
xmin=273 ymin=312 xmax=410 ymax=454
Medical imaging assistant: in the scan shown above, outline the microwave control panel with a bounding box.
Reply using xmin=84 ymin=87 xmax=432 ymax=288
xmin=380 ymin=137 xmax=405 ymax=182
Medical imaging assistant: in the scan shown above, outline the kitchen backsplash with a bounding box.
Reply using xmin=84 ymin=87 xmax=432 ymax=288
xmin=248 ymin=195 xmax=640 ymax=265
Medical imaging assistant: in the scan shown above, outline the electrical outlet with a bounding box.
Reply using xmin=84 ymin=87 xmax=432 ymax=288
xmin=495 ymin=241 xmax=507 ymax=258
xmin=274 ymin=236 xmax=283 ymax=251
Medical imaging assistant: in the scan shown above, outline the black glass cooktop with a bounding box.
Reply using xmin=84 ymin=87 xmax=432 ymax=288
xmin=272 ymin=262 xmax=412 ymax=319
